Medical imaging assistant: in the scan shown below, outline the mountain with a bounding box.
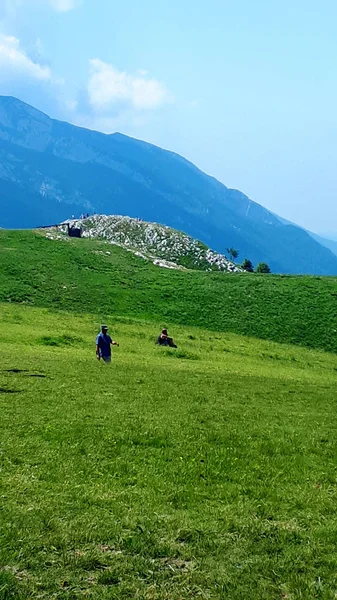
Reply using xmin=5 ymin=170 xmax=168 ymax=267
xmin=317 ymin=232 xmax=337 ymax=242
xmin=309 ymin=232 xmax=337 ymax=258
xmin=1 ymin=95 xmax=337 ymax=275
xmin=45 ymin=214 xmax=242 ymax=273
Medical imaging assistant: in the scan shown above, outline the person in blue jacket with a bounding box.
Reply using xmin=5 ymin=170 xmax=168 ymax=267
xmin=96 ymin=325 xmax=119 ymax=363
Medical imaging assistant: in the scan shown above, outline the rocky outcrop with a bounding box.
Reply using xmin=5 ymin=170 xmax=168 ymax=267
xmin=46 ymin=215 xmax=242 ymax=272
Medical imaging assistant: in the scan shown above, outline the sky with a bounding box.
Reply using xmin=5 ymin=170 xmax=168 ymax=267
xmin=1 ymin=0 xmax=337 ymax=234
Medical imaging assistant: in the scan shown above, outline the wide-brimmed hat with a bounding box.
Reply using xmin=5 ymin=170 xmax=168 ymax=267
xmin=101 ymin=324 xmax=109 ymax=330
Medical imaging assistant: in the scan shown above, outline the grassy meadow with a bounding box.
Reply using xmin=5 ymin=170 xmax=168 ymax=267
xmin=1 ymin=230 xmax=337 ymax=353
xmin=2 ymin=229 xmax=337 ymax=598
xmin=2 ymin=302 xmax=337 ymax=599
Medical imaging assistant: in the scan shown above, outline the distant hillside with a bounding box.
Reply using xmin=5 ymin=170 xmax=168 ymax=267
xmin=46 ymin=215 xmax=242 ymax=273
xmin=1 ymin=229 xmax=337 ymax=353
xmin=1 ymin=95 xmax=337 ymax=275
xmin=309 ymin=232 xmax=337 ymax=258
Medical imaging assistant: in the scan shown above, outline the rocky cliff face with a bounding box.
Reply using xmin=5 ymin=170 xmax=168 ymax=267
xmin=1 ymin=95 xmax=337 ymax=275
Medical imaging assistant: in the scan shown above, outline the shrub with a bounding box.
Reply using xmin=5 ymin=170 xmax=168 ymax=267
xmin=256 ymin=262 xmax=271 ymax=273
xmin=241 ymin=259 xmax=254 ymax=272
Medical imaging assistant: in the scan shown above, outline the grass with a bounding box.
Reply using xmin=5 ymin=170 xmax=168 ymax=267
xmin=2 ymin=304 xmax=337 ymax=598
xmin=2 ymin=229 xmax=337 ymax=598
xmin=1 ymin=230 xmax=337 ymax=353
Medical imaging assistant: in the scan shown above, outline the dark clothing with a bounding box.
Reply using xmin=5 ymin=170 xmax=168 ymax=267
xmin=156 ymin=335 xmax=177 ymax=348
xmin=101 ymin=355 xmax=111 ymax=364
xmin=96 ymin=332 xmax=113 ymax=357
xmin=156 ymin=335 xmax=169 ymax=346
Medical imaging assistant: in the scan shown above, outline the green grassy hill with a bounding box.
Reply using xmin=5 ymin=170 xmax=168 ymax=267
xmin=2 ymin=230 xmax=337 ymax=599
xmin=1 ymin=229 xmax=337 ymax=353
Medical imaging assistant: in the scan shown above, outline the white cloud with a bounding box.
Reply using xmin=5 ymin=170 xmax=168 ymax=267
xmin=0 ymin=35 xmax=171 ymax=139
xmin=0 ymin=34 xmax=52 ymax=81
xmin=88 ymin=59 xmax=171 ymax=112
xmin=0 ymin=33 xmax=80 ymax=119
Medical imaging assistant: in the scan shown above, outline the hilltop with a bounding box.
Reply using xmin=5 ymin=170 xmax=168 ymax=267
xmin=1 ymin=95 xmax=337 ymax=275
xmin=46 ymin=215 xmax=241 ymax=272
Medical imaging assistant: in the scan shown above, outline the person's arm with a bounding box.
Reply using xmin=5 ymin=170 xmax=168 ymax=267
xmin=112 ymin=341 xmax=119 ymax=347
xmin=96 ymin=336 xmax=101 ymax=360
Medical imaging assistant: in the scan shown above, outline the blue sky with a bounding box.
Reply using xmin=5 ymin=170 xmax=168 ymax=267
xmin=1 ymin=0 xmax=337 ymax=233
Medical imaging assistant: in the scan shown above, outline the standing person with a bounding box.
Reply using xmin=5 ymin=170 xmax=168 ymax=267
xmin=96 ymin=325 xmax=119 ymax=363
xmin=156 ymin=328 xmax=177 ymax=348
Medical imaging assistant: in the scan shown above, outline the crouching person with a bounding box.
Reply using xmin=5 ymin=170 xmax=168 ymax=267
xmin=156 ymin=328 xmax=177 ymax=348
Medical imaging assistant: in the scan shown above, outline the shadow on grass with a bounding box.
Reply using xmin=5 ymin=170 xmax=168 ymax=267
xmin=164 ymin=349 xmax=200 ymax=360
xmin=2 ymin=369 xmax=48 ymax=379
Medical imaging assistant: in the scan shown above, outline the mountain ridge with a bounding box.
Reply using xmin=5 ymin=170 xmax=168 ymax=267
xmin=1 ymin=95 xmax=337 ymax=275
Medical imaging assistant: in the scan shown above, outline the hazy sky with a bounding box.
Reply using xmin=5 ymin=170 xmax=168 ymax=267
xmin=1 ymin=0 xmax=337 ymax=233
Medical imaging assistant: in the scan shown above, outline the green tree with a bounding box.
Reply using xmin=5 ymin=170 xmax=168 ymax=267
xmin=226 ymin=247 xmax=239 ymax=262
xmin=256 ymin=262 xmax=271 ymax=273
xmin=241 ymin=258 xmax=254 ymax=272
